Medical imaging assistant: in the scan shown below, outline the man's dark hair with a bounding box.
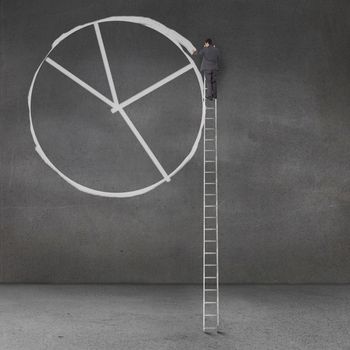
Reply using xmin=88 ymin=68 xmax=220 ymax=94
xmin=205 ymin=38 xmax=213 ymax=45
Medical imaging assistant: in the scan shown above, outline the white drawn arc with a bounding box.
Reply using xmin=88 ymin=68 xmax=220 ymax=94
xmin=28 ymin=16 xmax=205 ymax=198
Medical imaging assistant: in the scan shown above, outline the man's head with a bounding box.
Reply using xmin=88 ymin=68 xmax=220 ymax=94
xmin=204 ymin=38 xmax=213 ymax=47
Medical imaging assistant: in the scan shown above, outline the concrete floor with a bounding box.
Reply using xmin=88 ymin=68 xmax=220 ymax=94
xmin=0 ymin=285 xmax=349 ymax=350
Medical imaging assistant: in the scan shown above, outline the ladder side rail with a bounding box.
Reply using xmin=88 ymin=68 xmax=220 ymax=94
xmin=202 ymin=74 xmax=206 ymax=332
xmin=215 ymin=97 xmax=219 ymax=328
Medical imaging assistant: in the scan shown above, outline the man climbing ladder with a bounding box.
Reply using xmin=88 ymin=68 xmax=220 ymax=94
xmin=193 ymin=36 xmax=220 ymax=332
xmin=192 ymin=38 xmax=220 ymax=100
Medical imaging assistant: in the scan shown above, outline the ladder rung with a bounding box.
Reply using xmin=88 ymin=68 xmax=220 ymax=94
xmin=205 ymin=150 xmax=215 ymax=152
xmin=205 ymin=240 xmax=216 ymax=242
xmin=205 ymin=301 xmax=217 ymax=304
xmin=205 ymin=128 xmax=214 ymax=130
xmin=205 ymin=216 xmax=216 ymax=218
xmin=204 ymin=327 xmax=217 ymax=330
xmin=205 ymin=264 xmax=216 ymax=266
xmin=205 ymin=276 xmax=217 ymax=279
xmin=205 ymin=289 xmax=217 ymax=291
xmin=205 ymin=182 xmax=216 ymax=184
xmin=204 ymin=207 xmax=216 ymax=209
xmin=205 ymin=252 xmax=216 ymax=255
xmin=205 ymin=194 xmax=216 ymax=196
xmin=204 ymin=171 xmax=215 ymax=174
xmin=206 ymin=107 xmax=215 ymax=110
xmin=205 ymin=139 xmax=214 ymax=141
xmin=205 ymin=160 xmax=215 ymax=163
xmin=205 ymin=314 xmax=217 ymax=317
xmin=205 ymin=117 xmax=214 ymax=119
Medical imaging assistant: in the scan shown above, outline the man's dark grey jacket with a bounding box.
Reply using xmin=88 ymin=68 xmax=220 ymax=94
xmin=198 ymin=46 xmax=220 ymax=71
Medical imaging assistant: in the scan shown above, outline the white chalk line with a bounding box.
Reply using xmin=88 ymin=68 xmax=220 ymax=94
xmin=94 ymin=22 xmax=119 ymax=105
xmin=118 ymin=108 xmax=170 ymax=182
xmin=110 ymin=63 xmax=193 ymax=113
xmin=45 ymin=57 xmax=115 ymax=108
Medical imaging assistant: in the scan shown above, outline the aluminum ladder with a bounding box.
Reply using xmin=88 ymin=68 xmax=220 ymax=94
xmin=202 ymin=75 xmax=219 ymax=333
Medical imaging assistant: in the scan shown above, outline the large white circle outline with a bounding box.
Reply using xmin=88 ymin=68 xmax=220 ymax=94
xmin=28 ymin=16 xmax=205 ymax=198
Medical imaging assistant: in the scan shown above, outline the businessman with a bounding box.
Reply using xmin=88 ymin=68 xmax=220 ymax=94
xmin=192 ymin=38 xmax=219 ymax=100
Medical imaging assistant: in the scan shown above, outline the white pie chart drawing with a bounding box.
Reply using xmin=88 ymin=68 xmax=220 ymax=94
xmin=28 ymin=16 xmax=205 ymax=198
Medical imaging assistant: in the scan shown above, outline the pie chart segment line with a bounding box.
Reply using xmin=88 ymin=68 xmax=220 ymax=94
xmin=94 ymin=22 xmax=120 ymax=105
xmin=45 ymin=57 xmax=115 ymax=108
xmin=45 ymin=56 xmax=170 ymax=182
xmin=110 ymin=63 xmax=193 ymax=114
xmin=118 ymin=108 xmax=171 ymax=182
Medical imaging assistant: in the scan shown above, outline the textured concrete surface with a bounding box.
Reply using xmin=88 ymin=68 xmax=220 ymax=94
xmin=0 ymin=284 xmax=350 ymax=350
xmin=1 ymin=0 xmax=350 ymax=283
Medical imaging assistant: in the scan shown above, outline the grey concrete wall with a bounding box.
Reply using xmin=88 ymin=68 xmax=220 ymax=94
xmin=0 ymin=0 xmax=349 ymax=283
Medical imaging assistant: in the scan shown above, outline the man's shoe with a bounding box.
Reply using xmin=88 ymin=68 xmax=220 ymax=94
xmin=206 ymin=96 xmax=213 ymax=101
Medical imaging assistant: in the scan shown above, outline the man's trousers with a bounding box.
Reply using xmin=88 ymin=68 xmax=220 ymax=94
xmin=204 ymin=70 xmax=218 ymax=98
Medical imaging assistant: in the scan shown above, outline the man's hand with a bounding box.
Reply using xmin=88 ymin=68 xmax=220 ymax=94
xmin=192 ymin=48 xmax=197 ymax=55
